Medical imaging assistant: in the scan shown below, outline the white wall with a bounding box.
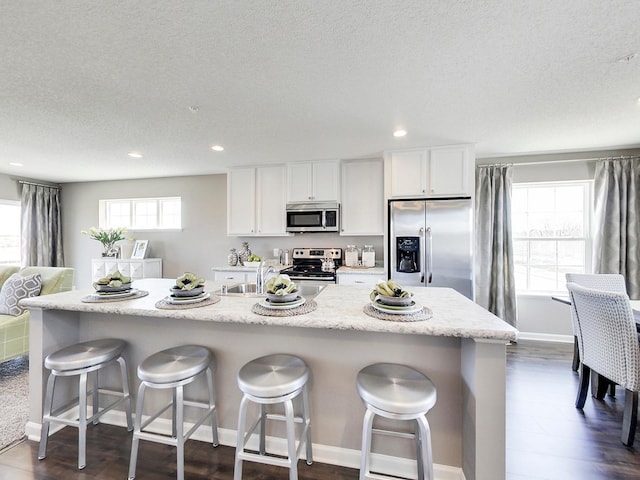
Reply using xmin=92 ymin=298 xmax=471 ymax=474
xmin=478 ymin=147 xmax=640 ymax=341
xmin=61 ymin=174 xmax=384 ymax=288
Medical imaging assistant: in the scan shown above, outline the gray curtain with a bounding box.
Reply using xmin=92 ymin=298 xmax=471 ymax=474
xmin=475 ymin=165 xmax=517 ymax=327
xmin=593 ymin=157 xmax=640 ymax=299
xmin=20 ymin=183 xmax=65 ymax=267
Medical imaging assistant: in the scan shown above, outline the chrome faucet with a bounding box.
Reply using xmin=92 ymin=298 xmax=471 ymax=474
xmin=256 ymin=261 xmax=275 ymax=294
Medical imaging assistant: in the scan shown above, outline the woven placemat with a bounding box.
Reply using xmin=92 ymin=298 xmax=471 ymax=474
xmin=252 ymin=299 xmax=317 ymax=317
xmin=81 ymin=290 xmax=149 ymax=303
xmin=155 ymin=294 xmax=221 ymax=310
xmin=363 ymin=303 xmax=433 ymax=322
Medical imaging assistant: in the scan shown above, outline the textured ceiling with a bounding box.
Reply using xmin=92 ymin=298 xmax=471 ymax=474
xmin=1 ymin=1 xmax=639 ymax=183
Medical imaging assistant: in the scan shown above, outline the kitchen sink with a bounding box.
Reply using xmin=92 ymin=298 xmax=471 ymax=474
xmin=220 ymin=283 xmax=327 ymax=299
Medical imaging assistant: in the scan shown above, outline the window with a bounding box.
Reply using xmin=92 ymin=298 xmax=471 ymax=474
xmin=99 ymin=197 xmax=181 ymax=230
xmin=0 ymin=201 xmax=21 ymax=265
xmin=511 ymin=181 xmax=591 ymax=293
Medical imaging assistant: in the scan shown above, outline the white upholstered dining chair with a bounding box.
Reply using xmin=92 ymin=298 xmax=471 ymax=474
xmin=566 ymin=282 xmax=640 ymax=446
xmin=565 ymin=273 xmax=627 ymax=373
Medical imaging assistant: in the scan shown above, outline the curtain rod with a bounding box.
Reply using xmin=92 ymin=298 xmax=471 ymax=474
xmin=18 ymin=180 xmax=61 ymax=190
xmin=480 ymin=155 xmax=639 ymax=168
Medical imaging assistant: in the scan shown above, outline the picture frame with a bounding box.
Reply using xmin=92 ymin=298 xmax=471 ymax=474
xmin=131 ymin=240 xmax=149 ymax=259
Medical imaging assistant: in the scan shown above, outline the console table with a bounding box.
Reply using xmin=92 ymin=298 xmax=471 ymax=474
xmin=91 ymin=258 xmax=162 ymax=282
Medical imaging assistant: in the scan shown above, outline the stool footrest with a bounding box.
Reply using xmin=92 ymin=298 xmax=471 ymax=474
xmin=371 ymin=427 xmax=416 ymax=441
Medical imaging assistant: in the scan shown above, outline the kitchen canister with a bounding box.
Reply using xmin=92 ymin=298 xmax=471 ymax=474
xmin=345 ymin=245 xmax=358 ymax=267
xmin=362 ymin=245 xmax=375 ymax=267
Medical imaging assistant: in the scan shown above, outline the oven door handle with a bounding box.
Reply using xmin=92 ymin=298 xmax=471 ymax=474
xmin=287 ymin=275 xmax=334 ymax=281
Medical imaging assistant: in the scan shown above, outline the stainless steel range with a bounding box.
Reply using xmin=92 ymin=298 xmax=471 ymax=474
xmin=279 ymin=248 xmax=342 ymax=283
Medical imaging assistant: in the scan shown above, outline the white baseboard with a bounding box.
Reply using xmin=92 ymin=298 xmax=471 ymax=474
xmin=516 ymin=332 xmax=573 ymax=344
xmin=29 ymin=409 xmax=465 ymax=480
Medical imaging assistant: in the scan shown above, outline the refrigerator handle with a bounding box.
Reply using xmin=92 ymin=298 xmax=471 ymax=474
xmin=419 ymin=227 xmax=425 ymax=283
xmin=425 ymin=227 xmax=433 ymax=284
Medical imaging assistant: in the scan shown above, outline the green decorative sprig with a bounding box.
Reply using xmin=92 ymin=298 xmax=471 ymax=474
xmin=81 ymin=227 xmax=128 ymax=249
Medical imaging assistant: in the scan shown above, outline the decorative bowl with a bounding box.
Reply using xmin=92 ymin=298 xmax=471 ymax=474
xmin=170 ymin=286 xmax=205 ymax=297
xmin=242 ymin=261 xmax=262 ymax=267
xmin=267 ymin=291 xmax=299 ymax=303
xmin=94 ymin=282 xmax=132 ymax=293
xmin=376 ymin=293 xmax=414 ymax=306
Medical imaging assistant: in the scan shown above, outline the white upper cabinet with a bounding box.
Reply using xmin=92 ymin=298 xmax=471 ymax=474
xmin=228 ymin=165 xmax=288 ymax=236
xmin=389 ymin=150 xmax=428 ymax=197
xmin=389 ymin=145 xmax=474 ymax=198
xmin=255 ymin=165 xmax=287 ymax=235
xmin=340 ymin=158 xmax=384 ymax=235
xmin=287 ymin=160 xmax=340 ymax=202
xmin=428 ymin=146 xmax=470 ymax=196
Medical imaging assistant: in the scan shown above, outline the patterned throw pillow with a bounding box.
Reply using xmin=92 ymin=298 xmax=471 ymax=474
xmin=0 ymin=273 xmax=42 ymax=316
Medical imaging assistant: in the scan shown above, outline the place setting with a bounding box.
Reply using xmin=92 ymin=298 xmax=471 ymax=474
xmin=251 ymin=275 xmax=317 ymax=316
xmin=364 ymin=280 xmax=432 ymax=322
xmin=155 ymin=273 xmax=221 ymax=309
xmin=82 ymin=272 xmax=149 ymax=303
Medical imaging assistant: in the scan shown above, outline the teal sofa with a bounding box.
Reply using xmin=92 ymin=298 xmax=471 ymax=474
xmin=0 ymin=266 xmax=74 ymax=363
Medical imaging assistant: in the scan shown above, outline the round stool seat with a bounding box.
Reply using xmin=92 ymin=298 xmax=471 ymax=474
xmin=357 ymin=363 xmax=437 ymax=416
xmin=238 ymin=354 xmax=309 ymax=398
xmin=137 ymin=345 xmax=212 ymax=384
xmin=45 ymin=339 xmax=126 ymax=371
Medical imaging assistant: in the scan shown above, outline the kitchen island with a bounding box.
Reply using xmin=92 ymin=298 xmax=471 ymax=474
xmin=23 ymin=279 xmax=517 ymax=480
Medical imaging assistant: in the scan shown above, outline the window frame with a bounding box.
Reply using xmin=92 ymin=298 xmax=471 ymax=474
xmin=99 ymin=197 xmax=182 ymax=231
xmin=511 ymin=180 xmax=593 ymax=294
xmin=0 ymin=199 xmax=21 ymax=265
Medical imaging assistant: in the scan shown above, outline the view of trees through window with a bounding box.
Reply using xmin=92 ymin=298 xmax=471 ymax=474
xmin=511 ymin=182 xmax=591 ymax=292
xmin=0 ymin=201 xmax=20 ymax=265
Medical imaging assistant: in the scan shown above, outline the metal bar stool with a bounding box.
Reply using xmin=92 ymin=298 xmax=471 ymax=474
xmin=38 ymin=338 xmax=133 ymax=470
xmin=234 ymin=353 xmax=313 ymax=480
xmin=356 ymin=363 xmax=437 ymax=480
xmin=127 ymin=345 xmax=219 ymax=480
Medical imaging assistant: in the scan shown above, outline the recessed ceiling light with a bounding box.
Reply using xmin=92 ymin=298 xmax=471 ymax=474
xmin=9 ymin=162 xmax=23 ymax=167
xmin=211 ymin=145 xmax=224 ymax=152
xmin=393 ymin=129 xmax=407 ymax=138
xmin=128 ymin=152 xmax=143 ymax=158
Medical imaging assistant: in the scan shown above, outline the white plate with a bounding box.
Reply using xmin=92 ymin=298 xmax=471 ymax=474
xmin=258 ymin=296 xmax=305 ymax=310
xmin=165 ymin=292 xmax=211 ymax=305
xmin=371 ymin=299 xmax=423 ymax=315
xmin=93 ymin=289 xmax=137 ymax=299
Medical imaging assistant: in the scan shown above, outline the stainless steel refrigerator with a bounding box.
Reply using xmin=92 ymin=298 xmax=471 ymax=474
xmin=388 ymin=198 xmax=474 ymax=300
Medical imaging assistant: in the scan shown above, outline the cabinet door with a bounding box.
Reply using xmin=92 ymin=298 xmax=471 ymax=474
xmin=429 ymin=147 xmax=470 ymax=196
xmin=91 ymin=260 xmax=106 ymax=281
xmin=104 ymin=260 xmax=119 ymax=276
xmin=256 ymin=165 xmax=287 ymax=235
xmin=117 ymin=261 xmax=132 ymax=277
xmin=312 ymin=161 xmax=339 ymax=202
xmin=143 ymin=259 xmax=162 ymax=278
xmin=287 ymin=163 xmax=313 ymax=202
xmin=128 ymin=261 xmax=145 ymax=279
xmin=341 ymin=158 xmax=384 ymax=235
xmin=390 ymin=151 xmax=427 ymax=197
xmin=228 ymin=168 xmax=256 ymax=235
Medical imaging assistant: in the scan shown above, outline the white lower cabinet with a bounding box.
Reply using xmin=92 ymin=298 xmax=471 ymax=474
xmin=212 ymin=270 xmax=249 ymax=283
xmin=337 ymin=272 xmax=381 ymax=287
xmin=92 ymin=258 xmax=163 ymax=282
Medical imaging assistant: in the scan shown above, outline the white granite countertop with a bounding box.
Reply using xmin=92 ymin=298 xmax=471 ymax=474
xmin=212 ymin=261 xmax=286 ymax=272
xmin=21 ymin=278 xmax=518 ymax=342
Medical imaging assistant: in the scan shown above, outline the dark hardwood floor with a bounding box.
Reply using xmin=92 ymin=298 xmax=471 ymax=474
xmin=1 ymin=341 xmax=639 ymax=479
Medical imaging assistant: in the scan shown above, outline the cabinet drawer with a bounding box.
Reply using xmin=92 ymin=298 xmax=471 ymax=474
xmin=214 ymin=271 xmax=247 ymax=282
xmin=337 ymin=274 xmax=378 ymax=287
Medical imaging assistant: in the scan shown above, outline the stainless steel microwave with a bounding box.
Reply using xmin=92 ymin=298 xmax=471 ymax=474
xmin=286 ymin=202 xmax=340 ymax=233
